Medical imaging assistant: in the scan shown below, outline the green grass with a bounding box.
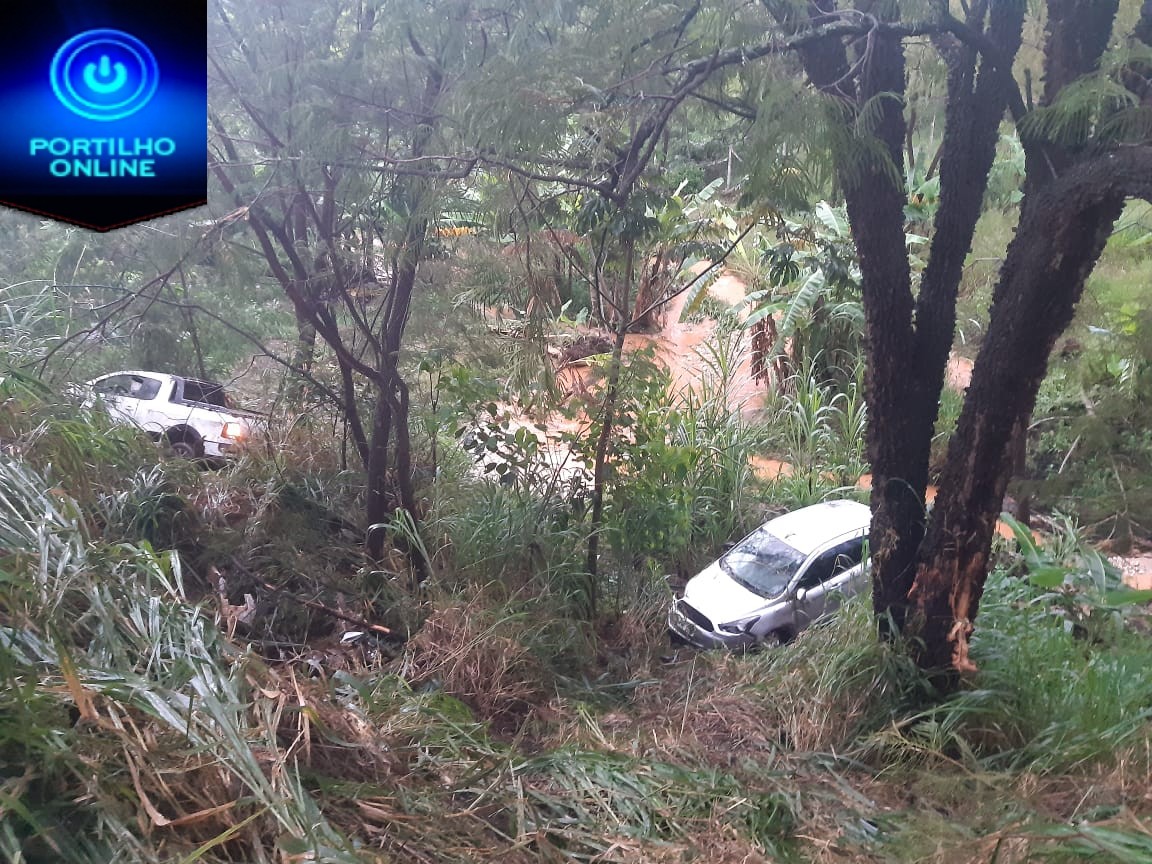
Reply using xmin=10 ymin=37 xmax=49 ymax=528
xmin=2 ymin=371 xmax=1152 ymax=863
xmin=1086 ymin=256 xmax=1152 ymax=312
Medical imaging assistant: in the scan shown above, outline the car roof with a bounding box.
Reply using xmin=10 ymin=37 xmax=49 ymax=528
xmin=89 ymin=370 xmax=170 ymax=382
xmin=88 ymin=372 xmax=223 ymax=387
xmin=765 ymin=499 xmax=871 ymax=555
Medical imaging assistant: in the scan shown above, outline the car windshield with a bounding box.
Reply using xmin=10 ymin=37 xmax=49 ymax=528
xmin=719 ymin=529 xmax=806 ymax=598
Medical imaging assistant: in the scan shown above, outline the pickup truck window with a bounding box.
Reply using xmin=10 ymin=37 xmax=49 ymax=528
xmin=95 ymin=374 xmax=161 ymax=400
xmin=177 ymin=379 xmax=230 ymax=409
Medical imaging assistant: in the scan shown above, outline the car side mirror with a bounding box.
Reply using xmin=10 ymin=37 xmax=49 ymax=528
xmin=795 ymin=588 xmax=808 ymax=603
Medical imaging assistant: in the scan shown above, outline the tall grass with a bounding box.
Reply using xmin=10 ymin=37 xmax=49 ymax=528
xmin=427 ymin=479 xmax=590 ymax=602
xmin=0 ymin=457 xmax=361 ymax=863
xmin=662 ymin=332 xmax=771 ymax=559
xmin=4 ymin=346 xmax=1152 ymax=862
xmin=758 ymin=358 xmax=868 ymax=507
xmin=0 ymin=440 xmax=806 ymax=861
xmin=857 ymin=524 xmax=1152 ymax=777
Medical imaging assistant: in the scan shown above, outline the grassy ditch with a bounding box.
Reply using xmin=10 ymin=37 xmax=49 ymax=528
xmin=1 ymin=384 xmax=1151 ymax=862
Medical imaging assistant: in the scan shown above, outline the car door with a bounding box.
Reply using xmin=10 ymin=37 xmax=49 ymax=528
xmin=792 ymin=549 xmax=837 ymax=629
xmin=793 ymin=534 xmax=867 ymax=628
xmin=820 ymin=534 xmax=867 ymax=615
xmin=91 ymin=374 xmax=164 ymax=428
xmin=124 ymin=375 xmax=169 ymax=431
xmin=90 ymin=374 xmax=138 ymax=423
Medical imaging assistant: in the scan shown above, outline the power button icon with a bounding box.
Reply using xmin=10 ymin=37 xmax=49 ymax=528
xmin=50 ymin=30 xmax=159 ymax=122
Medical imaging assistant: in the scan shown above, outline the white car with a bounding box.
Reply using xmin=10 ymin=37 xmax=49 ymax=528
xmin=668 ymin=500 xmax=871 ymax=650
xmin=83 ymin=371 xmax=264 ymax=461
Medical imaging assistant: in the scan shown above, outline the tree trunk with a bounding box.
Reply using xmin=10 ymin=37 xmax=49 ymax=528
xmin=365 ymin=228 xmax=426 ymax=566
xmin=797 ymin=16 xmax=931 ymax=636
xmin=362 ymin=56 xmax=442 ymax=567
xmin=877 ymin=0 xmax=1024 ymax=639
xmin=905 ymin=0 xmax=1149 ymax=677
xmin=293 ymin=316 xmax=317 ymax=374
xmin=775 ymin=0 xmax=1152 ymax=682
xmin=365 ymin=391 xmax=394 ymax=557
xmin=908 ymin=190 xmax=1124 ymax=673
xmin=630 ymin=252 xmax=664 ymax=332
xmin=584 ymin=238 xmax=636 ymax=615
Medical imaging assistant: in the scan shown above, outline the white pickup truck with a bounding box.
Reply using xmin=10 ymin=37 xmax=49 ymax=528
xmin=83 ymin=371 xmax=264 ymax=460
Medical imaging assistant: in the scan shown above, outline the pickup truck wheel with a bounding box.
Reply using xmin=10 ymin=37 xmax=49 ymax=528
xmin=169 ymin=440 xmax=198 ymax=459
xmin=164 ymin=429 xmax=204 ymax=460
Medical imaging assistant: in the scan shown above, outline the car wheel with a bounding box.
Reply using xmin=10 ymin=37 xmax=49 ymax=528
xmin=769 ymin=627 xmax=796 ymax=646
xmin=168 ymin=439 xmax=198 ymax=459
xmin=165 ymin=431 xmax=203 ymax=461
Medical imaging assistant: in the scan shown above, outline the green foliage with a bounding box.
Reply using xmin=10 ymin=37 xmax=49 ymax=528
xmin=1020 ymin=44 xmax=1152 ymax=150
xmin=5 ymin=1 xmax=1152 ymax=859
xmin=0 ymin=458 xmax=360 ymax=862
xmin=1004 ymin=513 xmax=1152 ymax=636
xmin=930 ymin=385 xmax=964 ymax=478
xmin=1023 ymin=821 xmax=1152 ymax=863
xmin=427 ymin=479 xmax=589 ymax=603
xmin=0 ymin=283 xmax=63 ymax=368
xmin=758 ymin=359 xmax=868 ymax=508
xmin=984 ymin=134 xmax=1027 ymax=210
xmin=0 ymin=383 xmax=161 ymax=514
xmin=1032 ymin=292 xmax=1152 ymax=544
xmin=572 ymin=341 xmax=768 ymax=578
xmin=741 ymin=202 xmax=865 ymax=389
xmin=0 ymin=214 xmax=293 ymax=386
xmin=741 ymin=83 xmax=901 ymax=209
xmin=860 ymin=518 xmax=1152 ymax=775
xmin=520 ymin=746 xmax=795 ymax=854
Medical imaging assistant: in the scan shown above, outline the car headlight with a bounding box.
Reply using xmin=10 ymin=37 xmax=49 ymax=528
xmin=718 ymin=615 xmax=760 ymax=635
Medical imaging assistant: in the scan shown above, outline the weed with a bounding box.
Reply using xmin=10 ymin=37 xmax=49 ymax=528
xmin=399 ymin=603 xmax=552 ymax=732
xmin=859 ymin=521 xmax=1152 ymax=777
xmin=0 ymin=458 xmax=361 ymax=862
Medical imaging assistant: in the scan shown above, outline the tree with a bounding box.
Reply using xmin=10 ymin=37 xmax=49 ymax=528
xmin=209 ymin=0 xmax=510 ymax=561
xmin=770 ymin=0 xmax=1152 ymax=677
xmin=415 ymin=0 xmax=774 ymax=603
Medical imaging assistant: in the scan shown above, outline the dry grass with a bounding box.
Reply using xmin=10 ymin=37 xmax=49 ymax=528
xmin=400 ymin=604 xmax=552 ymax=732
xmin=588 ymin=603 xmax=911 ymax=766
xmin=6 ymin=389 xmax=1152 ymax=863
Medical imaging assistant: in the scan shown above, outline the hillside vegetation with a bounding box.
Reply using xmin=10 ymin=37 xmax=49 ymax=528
xmin=4 ymin=0 xmax=1152 ymax=860
xmin=2 ymin=357 xmax=1152 ymax=861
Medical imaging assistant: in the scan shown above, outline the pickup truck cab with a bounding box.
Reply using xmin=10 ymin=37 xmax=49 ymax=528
xmin=84 ymin=371 xmax=263 ymax=460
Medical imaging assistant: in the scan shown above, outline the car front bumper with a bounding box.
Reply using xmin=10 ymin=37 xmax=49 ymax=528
xmin=667 ymin=601 xmax=756 ymax=651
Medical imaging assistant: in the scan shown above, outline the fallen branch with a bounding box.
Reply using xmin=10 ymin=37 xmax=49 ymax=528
xmin=260 ymin=581 xmax=399 ymax=639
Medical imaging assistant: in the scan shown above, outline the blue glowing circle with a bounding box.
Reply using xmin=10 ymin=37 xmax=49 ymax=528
xmin=50 ymin=30 xmax=159 ymax=122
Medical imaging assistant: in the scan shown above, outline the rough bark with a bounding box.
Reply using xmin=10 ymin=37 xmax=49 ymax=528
xmin=883 ymin=0 xmax=1024 ymax=633
xmin=791 ymin=0 xmax=1023 ymax=638
xmin=362 ymin=50 xmax=442 ymax=566
xmin=781 ymin=1 xmax=1152 ymax=681
xmin=902 ymin=0 xmax=1152 ymax=676
xmin=792 ymin=2 xmax=929 ymax=636
xmin=911 ymin=196 xmax=1122 ymax=672
xmin=364 ymin=177 xmax=433 ymax=564
xmin=909 ymin=147 xmax=1152 ymax=673
xmin=584 ymin=317 xmax=630 ymax=617
xmin=1022 ymin=0 xmax=1121 ymax=187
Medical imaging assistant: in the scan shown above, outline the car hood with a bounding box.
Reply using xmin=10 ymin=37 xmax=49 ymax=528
xmin=681 ymin=562 xmax=779 ymax=626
